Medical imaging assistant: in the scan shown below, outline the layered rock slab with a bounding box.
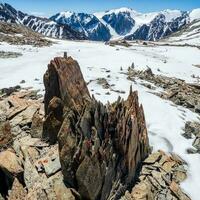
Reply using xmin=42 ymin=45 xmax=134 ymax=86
xmin=43 ymin=55 xmax=150 ymax=199
xmin=121 ymin=151 xmax=191 ymax=200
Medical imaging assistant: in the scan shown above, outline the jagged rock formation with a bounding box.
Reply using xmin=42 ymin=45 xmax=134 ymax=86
xmin=43 ymin=55 xmax=150 ymax=199
xmin=43 ymin=56 xmax=90 ymax=144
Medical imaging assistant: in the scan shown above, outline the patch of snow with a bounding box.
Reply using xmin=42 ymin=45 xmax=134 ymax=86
xmin=190 ymin=8 xmax=200 ymax=22
xmin=57 ymin=11 xmax=74 ymax=20
xmin=161 ymin=9 xmax=183 ymax=22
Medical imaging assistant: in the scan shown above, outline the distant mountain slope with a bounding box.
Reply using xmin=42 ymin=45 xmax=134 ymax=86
xmin=163 ymin=18 xmax=200 ymax=46
xmin=0 ymin=3 xmax=86 ymax=40
xmin=124 ymin=11 xmax=189 ymax=41
xmin=0 ymin=21 xmax=51 ymax=46
xmin=0 ymin=2 xmax=200 ymax=42
xmin=50 ymin=12 xmax=111 ymax=41
xmin=95 ymin=8 xmax=190 ymax=41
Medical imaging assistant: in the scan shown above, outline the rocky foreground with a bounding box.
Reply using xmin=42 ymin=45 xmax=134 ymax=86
xmin=0 ymin=55 xmax=191 ymax=199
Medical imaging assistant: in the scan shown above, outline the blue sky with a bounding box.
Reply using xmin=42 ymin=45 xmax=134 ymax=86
xmin=2 ymin=0 xmax=200 ymax=17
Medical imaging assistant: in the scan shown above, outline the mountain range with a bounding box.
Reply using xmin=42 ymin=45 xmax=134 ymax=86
xmin=0 ymin=3 xmax=200 ymax=41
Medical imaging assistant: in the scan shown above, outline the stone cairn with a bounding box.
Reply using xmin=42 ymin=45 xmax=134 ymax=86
xmin=43 ymin=53 xmax=150 ymax=200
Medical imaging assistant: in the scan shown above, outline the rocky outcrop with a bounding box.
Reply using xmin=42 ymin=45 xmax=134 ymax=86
xmin=43 ymin=55 xmax=150 ymax=199
xmin=121 ymin=151 xmax=190 ymax=200
xmin=126 ymin=67 xmax=200 ymax=114
xmin=43 ymin=56 xmax=90 ymax=144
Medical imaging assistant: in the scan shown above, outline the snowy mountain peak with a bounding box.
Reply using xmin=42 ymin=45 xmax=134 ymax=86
xmin=58 ymin=11 xmax=74 ymax=18
xmin=95 ymin=7 xmax=140 ymax=19
xmin=159 ymin=9 xmax=184 ymax=22
xmin=106 ymin=7 xmax=139 ymax=14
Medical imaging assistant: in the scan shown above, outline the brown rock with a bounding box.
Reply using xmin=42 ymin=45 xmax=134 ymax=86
xmin=0 ymin=149 xmax=23 ymax=178
xmin=8 ymin=178 xmax=27 ymax=200
xmin=0 ymin=149 xmax=23 ymax=197
xmin=43 ymin=56 xmax=90 ymax=114
xmin=170 ymin=181 xmax=190 ymax=200
xmin=43 ymin=97 xmax=64 ymax=144
xmin=43 ymin=56 xmax=90 ymax=144
xmin=131 ymin=181 xmax=154 ymax=200
xmin=10 ymin=104 xmax=38 ymax=127
xmin=0 ymin=120 xmax=12 ymax=149
xmin=31 ymin=110 xmax=43 ymax=138
xmin=76 ymin=156 xmax=104 ymax=200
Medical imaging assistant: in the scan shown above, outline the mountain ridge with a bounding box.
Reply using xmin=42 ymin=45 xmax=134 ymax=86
xmin=0 ymin=2 xmax=200 ymax=41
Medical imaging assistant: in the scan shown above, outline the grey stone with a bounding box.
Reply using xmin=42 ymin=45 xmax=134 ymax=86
xmin=192 ymin=137 xmax=200 ymax=150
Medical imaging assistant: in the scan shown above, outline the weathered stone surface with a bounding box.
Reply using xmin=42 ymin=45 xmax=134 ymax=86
xmin=76 ymin=155 xmax=104 ymax=200
xmin=35 ymin=145 xmax=61 ymax=177
xmin=43 ymin=56 xmax=90 ymax=114
xmin=0 ymin=149 xmax=23 ymax=198
xmin=43 ymin=56 xmax=150 ymax=199
xmin=0 ymin=149 xmax=23 ymax=178
xmin=31 ymin=110 xmax=43 ymax=138
xmin=10 ymin=104 xmax=38 ymax=127
xmin=43 ymin=97 xmax=64 ymax=144
xmin=131 ymin=181 xmax=154 ymax=200
xmin=0 ymin=119 xmax=12 ymax=150
xmin=43 ymin=56 xmax=91 ymax=144
xmin=51 ymin=172 xmax=76 ymax=200
xmin=8 ymin=178 xmax=27 ymax=200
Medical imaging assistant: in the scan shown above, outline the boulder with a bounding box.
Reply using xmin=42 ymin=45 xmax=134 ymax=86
xmin=76 ymin=155 xmax=104 ymax=200
xmin=0 ymin=149 xmax=23 ymax=197
xmin=0 ymin=149 xmax=23 ymax=178
xmin=10 ymin=104 xmax=38 ymax=127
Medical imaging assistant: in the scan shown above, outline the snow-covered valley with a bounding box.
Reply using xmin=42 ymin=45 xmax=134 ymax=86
xmin=0 ymin=38 xmax=200 ymax=199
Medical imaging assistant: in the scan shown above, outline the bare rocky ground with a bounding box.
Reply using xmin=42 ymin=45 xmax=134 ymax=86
xmin=0 ymin=51 xmax=22 ymax=58
xmin=0 ymin=21 xmax=52 ymax=47
xmin=125 ymin=66 xmax=200 ymax=154
xmin=0 ymin=55 xmax=192 ymax=200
